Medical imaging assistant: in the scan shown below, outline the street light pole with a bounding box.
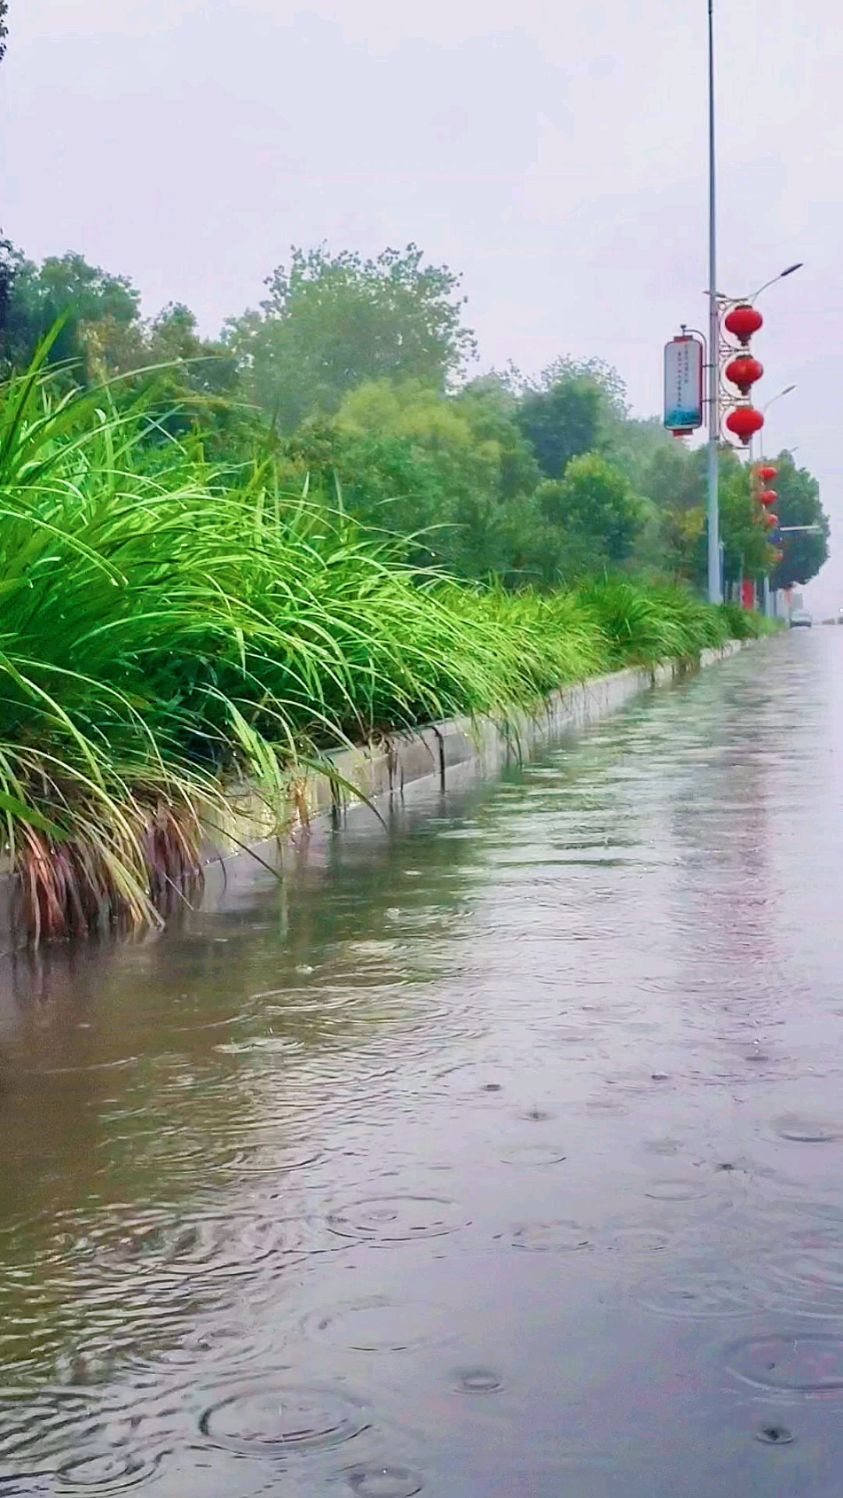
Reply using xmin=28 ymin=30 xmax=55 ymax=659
xmin=706 ymin=0 xmax=721 ymax=603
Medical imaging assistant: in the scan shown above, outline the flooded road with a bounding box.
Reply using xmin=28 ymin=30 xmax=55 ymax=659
xmin=1 ymin=631 xmax=842 ymax=1495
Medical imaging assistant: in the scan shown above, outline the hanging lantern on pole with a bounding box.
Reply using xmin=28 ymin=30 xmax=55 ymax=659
xmin=726 ymin=405 xmax=764 ymax=444
xmin=758 ymin=489 xmax=778 ymax=507
xmin=757 ymin=464 xmax=778 ymax=482
xmin=764 ymin=512 xmax=779 ymax=529
xmin=725 ymin=354 xmax=764 ymax=394
xmin=724 ymin=303 xmax=764 ymax=345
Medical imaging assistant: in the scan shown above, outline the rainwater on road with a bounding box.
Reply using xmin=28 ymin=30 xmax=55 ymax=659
xmin=0 ymin=630 xmax=841 ymax=1496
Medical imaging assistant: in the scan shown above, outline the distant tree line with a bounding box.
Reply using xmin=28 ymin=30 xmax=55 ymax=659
xmin=0 ymin=236 xmax=828 ymax=592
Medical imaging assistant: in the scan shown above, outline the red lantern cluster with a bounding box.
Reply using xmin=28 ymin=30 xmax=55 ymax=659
xmin=758 ymin=488 xmax=777 ymax=507
xmin=721 ymin=298 xmax=772 ymax=449
xmin=722 ymin=300 xmax=767 ymax=448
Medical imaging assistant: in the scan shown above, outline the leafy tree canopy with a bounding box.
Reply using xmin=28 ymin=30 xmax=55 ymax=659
xmin=516 ymin=358 xmax=626 ymax=480
xmin=0 ymin=245 xmax=142 ymax=374
xmin=0 ymin=232 xmax=829 ymax=600
xmin=767 ymin=452 xmax=829 ymax=590
xmin=285 ymin=379 xmax=539 ymax=579
xmin=538 ymin=453 xmax=642 ymax=576
xmin=225 ymin=244 xmax=476 ymax=432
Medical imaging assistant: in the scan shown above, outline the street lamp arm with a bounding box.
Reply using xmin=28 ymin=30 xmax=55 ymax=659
xmin=750 ymin=263 xmax=804 ymax=299
xmin=713 ymin=264 xmax=805 ymax=307
xmin=761 ymin=384 xmax=797 ymax=414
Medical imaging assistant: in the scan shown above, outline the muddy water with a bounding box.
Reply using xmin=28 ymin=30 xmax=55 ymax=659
xmin=0 ymin=632 xmax=842 ymax=1495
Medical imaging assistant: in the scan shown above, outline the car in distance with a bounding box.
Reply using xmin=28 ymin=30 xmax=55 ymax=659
xmin=790 ymin=608 xmax=813 ymax=628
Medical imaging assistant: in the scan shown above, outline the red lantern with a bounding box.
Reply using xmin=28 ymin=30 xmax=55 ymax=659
xmin=764 ymin=512 xmax=779 ymax=529
xmin=725 ymin=354 xmax=764 ymax=394
xmin=758 ymin=488 xmax=778 ymax=506
xmin=726 ymin=405 xmax=764 ymax=444
xmin=757 ymin=464 xmax=778 ymax=481
xmin=724 ymin=303 xmax=764 ymax=345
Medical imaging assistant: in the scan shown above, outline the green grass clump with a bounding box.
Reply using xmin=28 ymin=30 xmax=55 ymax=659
xmin=718 ymin=601 xmax=778 ymax=640
xmin=578 ymin=578 xmax=733 ymax=664
xmin=0 ymin=365 xmax=763 ymax=940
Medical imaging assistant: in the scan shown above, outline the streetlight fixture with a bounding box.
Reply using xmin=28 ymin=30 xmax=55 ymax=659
xmin=763 ymin=384 xmax=797 ymax=412
xmin=749 ymin=264 xmax=804 ymax=301
xmin=751 ymin=385 xmax=797 ymax=462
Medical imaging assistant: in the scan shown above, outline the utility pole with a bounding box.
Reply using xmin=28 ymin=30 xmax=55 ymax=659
xmin=706 ymin=0 xmax=721 ymax=603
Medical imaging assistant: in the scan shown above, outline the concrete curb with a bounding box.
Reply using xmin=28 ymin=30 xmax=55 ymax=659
xmin=202 ymin=642 xmax=746 ymax=860
xmin=0 ymin=642 xmax=748 ymax=943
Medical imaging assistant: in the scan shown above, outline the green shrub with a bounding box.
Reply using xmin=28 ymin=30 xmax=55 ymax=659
xmin=0 ymin=363 xmax=761 ymax=939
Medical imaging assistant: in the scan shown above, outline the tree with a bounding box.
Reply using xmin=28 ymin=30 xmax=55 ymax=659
xmin=541 ymin=355 xmax=629 ymax=417
xmin=632 ymin=441 xmax=777 ymax=589
xmin=37 ymin=252 xmax=140 ymax=329
xmin=539 ymin=453 xmax=641 ymax=574
xmin=0 ymin=246 xmax=143 ymax=377
xmin=455 ymin=376 xmax=541 ymax=499
xmin=0 ymin=237 xmax=23 ymax=367
xmin=225 ymin=244 xmax=476 ymax=431
xmin=604 ymin=414 xmax=676 ymax=493
xmin=282 ymin=378 xmax=556 ymax=581
xmin=147 ymin=303 xmax=239 ymax=395
xmin=650 ymin=446 xmax=825 ymax=594
xmin=718 ymin=454 xmax=771 ymax=583
xmin=644 ymin=443 xmax=706 ymax=516
xmin=515 ymin=360 xmax=624 ymax=480
xmin=0 ymin=2 xmax=8 ymax=65
xmin=769 ymin=453 xmax=829 ymax=590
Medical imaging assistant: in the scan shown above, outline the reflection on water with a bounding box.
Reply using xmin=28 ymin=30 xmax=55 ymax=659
xmin=1 ymin=632 xmax=843 ymax=1494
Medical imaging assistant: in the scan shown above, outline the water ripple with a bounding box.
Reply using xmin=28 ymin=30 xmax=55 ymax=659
xmin=325 ymin=1197 xmax=463 ymax=1244
xmin=726 ymin=1333 xmax=843 ymax=1396
xmin=199 ymin=1381 xmax=369 ymax=1457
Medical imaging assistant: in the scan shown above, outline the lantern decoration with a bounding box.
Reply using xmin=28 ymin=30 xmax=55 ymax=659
xmin=764 ymin=512 xmax=779 ymax=529
xmin=757 ymin=464 xmax=778 ymax=482
xmin=758 ymin=489 xmax=777 ymax=507
xmin=724 ymin=303 xmax=764 ymax=345
xmin=726 ymin=405 xmax=764 ymax=444
xmin=773 ymin=548 xmax=784 ymax=562
xmin=725 ymin=354 xmax=764 ymax=395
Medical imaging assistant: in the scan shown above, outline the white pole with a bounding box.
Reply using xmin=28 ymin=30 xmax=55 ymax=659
xmin=706 ymin=0 xmax=721 ymax=603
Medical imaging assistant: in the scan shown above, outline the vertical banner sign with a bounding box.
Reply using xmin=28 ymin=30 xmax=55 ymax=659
xmin=664 ymin=335 xmax=704 ymax=434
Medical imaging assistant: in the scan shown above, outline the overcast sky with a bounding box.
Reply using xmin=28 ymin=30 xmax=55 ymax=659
xmin=2 ymin=0 xmax=839 ymax=607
